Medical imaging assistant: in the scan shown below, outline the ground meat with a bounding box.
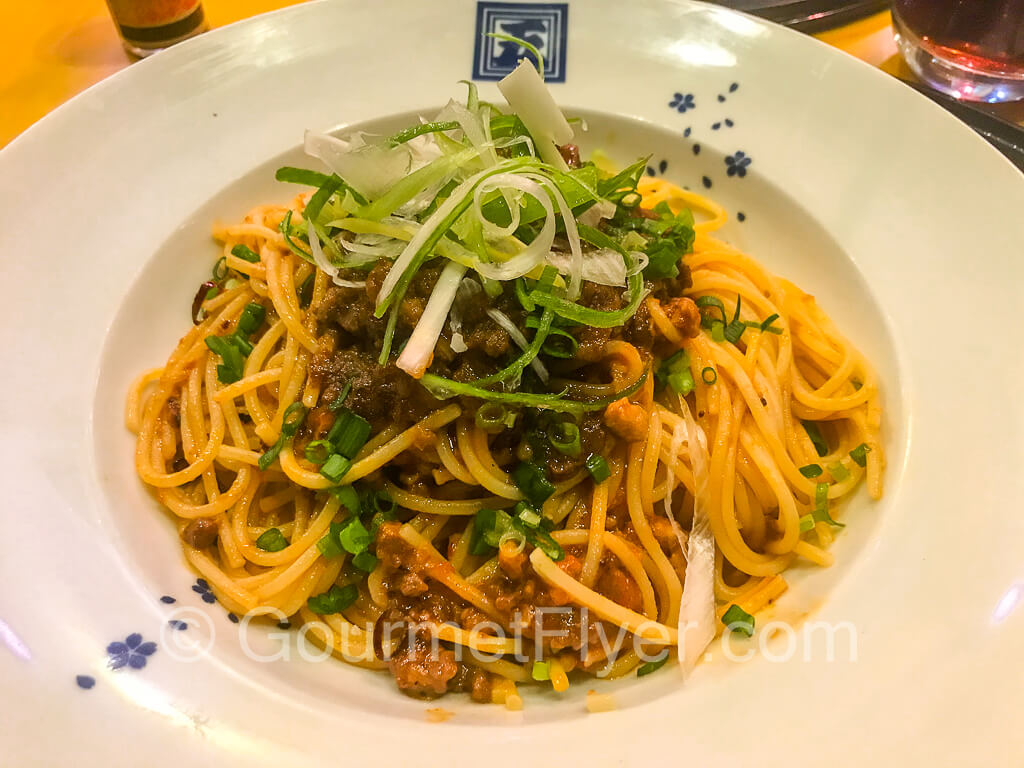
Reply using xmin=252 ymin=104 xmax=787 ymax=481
xmin=448 ymin=664 xmax=493 ymax=703
xmin=603 ymin=399 xmax=648 ymax=441
xmin=596 ymin=563 xmax=643 ymax=614
xmin=181 ymin=518 xmax=218 ymax=549
xmin=389 ymin=631 xmax=459 ymax=698
xmin=623 ymin=300 xmax=655 ymax=347
xmin=660 ymin=296 xmax=701 ymax=338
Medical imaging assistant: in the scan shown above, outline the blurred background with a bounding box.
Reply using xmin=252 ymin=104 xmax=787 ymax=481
xmin=2 ymin=0 xmax=1022 ymax=156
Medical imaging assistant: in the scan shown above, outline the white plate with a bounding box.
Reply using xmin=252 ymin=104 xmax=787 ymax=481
xmin=1 ymin=1 xmax=1022 ymax=765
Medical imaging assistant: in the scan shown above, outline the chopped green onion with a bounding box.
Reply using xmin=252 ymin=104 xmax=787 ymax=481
xmin=668 ymin=369 xmax=695 ymax=395
xmin=230 ymin=244 xmax=260 ymax=263
xmin=204 ymin=335 xmax=246 ymax=384
xmin=531 ymin=661 xmax=551 ymax=681
xmin=256 ymin=403 xmax=307 ymax=471
xmin=488 ymin=31 xmax=545 ymax=77
xmin=352 ymin=551 xmax=379 ymax=572
xmin=329 ymin=380 xmax=353 ymax=412
xmin=815 ymin=482 xmax=829 ymax=508
xmin=386 ymin=120 xmax=460 ymax=146
xmin=721 ymin=604 xmax=755 ymax=637
xmin=803 ymin=421 xmax=829 ymax=457
xmin=327 ymin=409 xmax=371 ymax=459
xmin=278 ymin=210 xmax=313 ymax=262
xmin=828 ymin=461 xmax=850 ymax=482
xmin=799 ymin=464 xmax=823 ymax=478
xmin=320 ymin=454 xmax=351 ymax=484
xmin=548 ymin=421 xmax=581 ymax=457
xmin=696 ymin=295 xmax=727 ymax=325
xmin=212 ymin=256 xmax=228 ymax=282
xmin=469 ymin=509 xmax=506 ymax=555
xmin=256 ymin=527 xmax=288 ymax=552
xmin=307 ymin=584 xmax=358 ymax=615
xmin=475 ymin=403 xmax=514 ymax=434
xmin=636 ymin=651 xmax=670 ymax=677
xmin=849 ymin=443 xmax=871 ymax=467
xmin=585 ymin=454 xmax=611 ymax=483
xmin=512 ymin=462 xmax=556 ymax=507
xmin=709 ymin=321 xmax=725 ymax=342
xmin=236 ymin=303 xmax=266 ymax=336
xmin=656 ymin=349 xmax=695 ymax=395
xmin=723 ymin=296 xmax=746 ymax=344
xmin=701 ymin=367 xmax=717 ymax=385
xmin=513 ymin=517 xmax=564 ymax=561
xmin=338 ymin=518 xmax=372 ymax=555
xmin=799 ymin=515 xmax=815 ymax=533
xmin=759 ymin=313 xmax=782 ymax=334
xmin=316 ymin=522 xmax=345 ymax=558
xmin=304 ymin=439 xmax=333 ymax=465
xmin=516 ymin=505 xmax=543 ymax=528
xmin=328 ymin=484 xmax=360 ymax=515
xmin=811 ymin=506 xmax=845 ymax=528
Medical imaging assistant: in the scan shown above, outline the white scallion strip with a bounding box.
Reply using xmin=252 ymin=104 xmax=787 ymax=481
xmin=676 ymin=395 xmax=716 ymax=678
xmin=486 ymin=308 xmax=549 ymax=383
xmin=306 ymin=214 xmax=339 ymax=280
xmin=546 ymin=248 xmax=626 ymax=287
xmin=304 ymin=131 xmax=412 ymax=200
xmin=331 ymin=279 xmax=368 ymax=289
xmin=396 ymin=260 xmax=468 ymax=378
xmin=523 ymin=171 xmax=583 ymax=300
xmin=498 ymin=61 xmax=572 ymax=170
xmin=578 ymin=199 xmax=616 ymax=228
xmin=469 ymin=174 xmax=555 ymax=281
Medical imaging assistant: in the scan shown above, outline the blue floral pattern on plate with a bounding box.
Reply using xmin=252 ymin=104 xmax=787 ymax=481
xmin=725 ymin=151 xmax=752 ymax=178
xmin=107 ymin=633 xmax=157 ymax=670
xmin=668 ymin=92 xmax=696 ymax=113
xmin=192 ymin=578 xmax=216 ymax=604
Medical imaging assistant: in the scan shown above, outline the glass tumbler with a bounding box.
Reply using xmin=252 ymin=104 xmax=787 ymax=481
xmin=893 ymin=0 xmax=1024 ymax=102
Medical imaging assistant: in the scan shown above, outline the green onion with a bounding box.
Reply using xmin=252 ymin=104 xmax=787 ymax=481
xmin=329 ymin=380 xmax=353 ymax=412
xmin=304 ymin=439 xmax=333 ymax=465
xmin=278 ymin=210 xmax=313 ymax=262
xmin=205 ymin=335 xmax=246 ymax=384
xmin=636 ymin=651 xmax=670 ymax=677
xmin=256 ymin=527 xmax=288 ymax=552
xmin=828 ymin=461 xmax=850 ymax=482
xmin=811 ymin=506 xmax=845 ymax=528
xmin=469 ymin=509 xmax=507 ymax=555
xmin=475 ymin=403 xmax=514 ymax=434
xmin=316 ymin=522 xmax=345 ymax=558
xmin=696 ymin=295 xmax=727 ymax=325
xmin=585 ymin=454 xmax=611 ymax=483
xmin=512 ymin=462 xmax=556 ymax=506
xmin=512 ymin=517 xmax=564 ymax=561
xmin=338 ymin=518 xmax=372 ymax=555
xmin=231 ymin=244 xmax=260 ymax=263
xmin=386 ymin=120 xmax=460 ymax=146
xmin=236 ymin=302 xmax=266 ymax=336
xmin=327 ymin=409 xmax=372 ymax=459
xmin=759 ymin=313 xmax=782 ymax=334
xmin=531 ymin=661 xmax=551 ymax=681
xmin=710 ymin=321 xmax=725 ymax=343
xmin=320 ymin=454 xmax=351 ymax=484
xmin=803 ymin=421 xmax=829 ymax=457
xmin=548 ymin=421 xmax=581 ymax=457
xmin=656 ymin=349 xmax=694 ymax=395
xmin=849 ymin=443 xmax=871 ymax=467
xmin=701 ymin=367 xmax=717 ymax=385
xmin=328 ymin=484 xmax=360 ymax=515
xmin=212 ymin=256 xmax=228 ymax=282
xmin=420 ymin=366 xmax=648 ymax=417
xmin=368 ymin=492 xmax=397 ymax=535
xmin=275 ymin=166 xmax=331 ymax=188
xmin=723 ymin=296 xmax=747 ymax=345
xmin=352 ymin=551 xmax=379 ymax=572
xmin=257 ymin=403 xmax=307 ymax=471
xmin=596 ymin=157 xmax=647 ymax=202
xmin=488 ymin=31 xmax=545 ymax=77
xmin=516 ymin=504 xmax=543 ymax=528
xmin=472 ymin=307 xmax=555 ymax=389
xmin=307 ymin=584 xmax=358 ymax=615
xmin=721 ymin=604 xmax=755 ymax=637
xmin=815 ymin=482 xmax=829 ymax=508
xmin=799 ymin=464 xmax=823 ymax=478
xmin=526 ymin=317 xmax=577 ymax=359
xmin=799 ymin=515 xmax=815 ymax=533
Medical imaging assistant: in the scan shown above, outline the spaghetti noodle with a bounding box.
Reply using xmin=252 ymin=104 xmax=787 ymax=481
xmin=128 ymin=62 xmax=883 ymax=705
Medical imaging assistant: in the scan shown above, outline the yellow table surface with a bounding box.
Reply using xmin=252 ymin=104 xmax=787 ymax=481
xmin=0 ymin=2 xmax=1016 ymax=149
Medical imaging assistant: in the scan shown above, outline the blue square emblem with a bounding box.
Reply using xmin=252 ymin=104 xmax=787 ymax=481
xmin=472 ymin=2 xmax=569 ymax=83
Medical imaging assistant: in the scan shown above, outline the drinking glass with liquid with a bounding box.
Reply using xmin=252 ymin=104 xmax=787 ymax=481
xmin=893 ymin=0 xmax=1024 ymax=102
xmin=104 ymin=0 xmax=207 ymax=58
